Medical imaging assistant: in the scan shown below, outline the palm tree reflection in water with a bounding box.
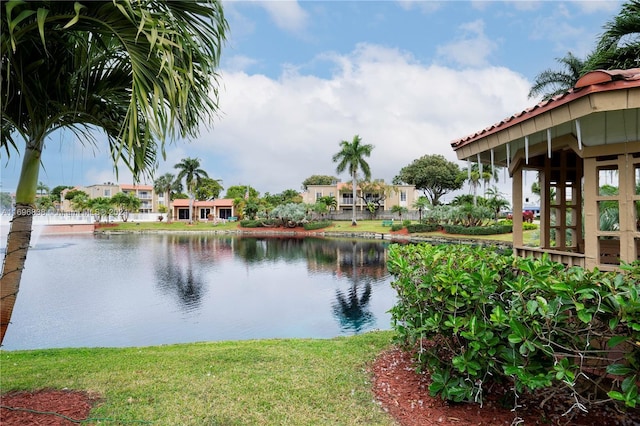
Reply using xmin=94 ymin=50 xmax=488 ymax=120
xmin=332 ymin=241 xmax=384 ymax=333
xmin=155 ymin=235 xmax=208 ymax=313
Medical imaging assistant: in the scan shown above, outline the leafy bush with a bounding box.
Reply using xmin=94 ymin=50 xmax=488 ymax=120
xmin=442 ymin=224 xmax=512 ymax=235
xmin=406 ymin=223 xmax=440 ymax=233
xmin=523 ymin=222 xmax=538 ymax=230
xmin=303 ymin=220 xmax=332 ymax=230
xmin=402 ymin=220 xmax=411 ymax=227
xmin=391 ymin=224 xmax=404 ymax=232
xmin=388 ymin=243 xmax=640 ymax=413
xmin=240 ymin=219 xmax=265 ymax=228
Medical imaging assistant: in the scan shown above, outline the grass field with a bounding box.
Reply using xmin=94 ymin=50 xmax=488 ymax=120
xmin=98 ymin=219 xmax=539 ymax=245
xmin=2 ymin=332 xmax=397 ymax=425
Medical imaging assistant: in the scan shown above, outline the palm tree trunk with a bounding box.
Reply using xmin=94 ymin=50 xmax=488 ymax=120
xmin=351 ymin=171 xmax=357 ymax=226
xmin=1 ymin=145 xmax=40 ymax=345
xmin=165 ymin=190 xmax=172 ymax=223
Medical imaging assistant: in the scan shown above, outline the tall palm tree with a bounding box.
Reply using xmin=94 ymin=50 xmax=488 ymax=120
xmin=174 ymin=157 xmax=209 ymax=224
xmin=153 ymin=173 xmax=180 ymax=223
xmin=332 ymin=135 xmax=374 ymax=226
xmin=0 ymin=0 xmax=228 ymax=344
xmin=528 ymin=52 xmax=586 ymax=100
xmin=585 ymin=0 xmax=640 ymax=72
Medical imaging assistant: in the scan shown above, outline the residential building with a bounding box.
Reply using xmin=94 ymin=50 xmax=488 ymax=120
xmin=61 ymin=182 xmax=160 ymax=213
xmin=302 ymin=181 xmax=419 ymax=214
xmin=120 ymin=184 xmax=155 ymax=213
xmin=172 ymin=198 xmax=236 ymax=222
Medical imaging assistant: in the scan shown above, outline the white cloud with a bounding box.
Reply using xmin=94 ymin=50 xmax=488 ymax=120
xmin=436 ymin=19 xmax=498 ymax=68
xmin=257 ymin=0 xmax=309 ymax=34
xmin=395 ymin=0 xmax=443 ymax=14
xmin=158 ymin=43 xmax=532 ymax=196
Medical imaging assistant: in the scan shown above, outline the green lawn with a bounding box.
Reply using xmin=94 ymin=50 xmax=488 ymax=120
xmin=99 ymin=219 xmax=538 ymax=245
xmin=2 ymin=332 xmax=396 ymax=425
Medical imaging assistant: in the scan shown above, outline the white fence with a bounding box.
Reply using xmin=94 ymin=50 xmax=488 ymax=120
xmin=0 ymin=211 xmax=165 ymax=226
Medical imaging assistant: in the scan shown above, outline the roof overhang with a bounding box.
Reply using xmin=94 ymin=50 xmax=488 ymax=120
xmin=450 ymin=69 xmax=640 ymax=170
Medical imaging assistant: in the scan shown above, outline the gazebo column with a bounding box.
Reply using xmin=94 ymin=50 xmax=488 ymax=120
xmin=512 ymin=167 xmax=524 ymax=248
xmin=619 ymin=153 xmax=635 ymax=264
xmin=583 ymin=157 xmax=599 ymax=270
xmin=540 ymin=163 xmax=550 ymax=249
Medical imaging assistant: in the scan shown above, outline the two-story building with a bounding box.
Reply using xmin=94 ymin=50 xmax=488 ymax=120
xmin=61 ymin=182 xmax=160 ymax=214
xmin=302 ymin=181 xmax=419 ymax=215
xmin=120 ymin=184 xmax=155 ymax=213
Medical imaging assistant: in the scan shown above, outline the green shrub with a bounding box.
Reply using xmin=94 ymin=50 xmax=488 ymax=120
xmin=523 ymin=222 xmax=538 ymax=230
xmin=388 ymin=243 xmax=640 ymax=413
xmin=303 ymin=220 xmax=332 ymax=230
xmin=402 ymin=220 xmax=411 ymax=227
xmin=240 ymin=219 xmax=264 ymax=228
xmin=406 ymin=223 xmax=440 ymax=233
xmin=390 ymin=224 xmax=403 ymax=232
xmin=442 ymin=224 xmax=512 ymax=235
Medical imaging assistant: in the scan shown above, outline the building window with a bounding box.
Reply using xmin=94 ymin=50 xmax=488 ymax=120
xmin=104 ymin=189 xmax=111 ymax=197
xmin=400 ymin=191 xmax=407 ymax=202
xmin=316 ymin=192 xmax=322 ymax=200
xmin=200 ymin=208 xmax=211 ymax=219
xmin=342 ymin=193 xmax=353 ymax=204
xmin=178 ymin=208 xmax=190 ymax=220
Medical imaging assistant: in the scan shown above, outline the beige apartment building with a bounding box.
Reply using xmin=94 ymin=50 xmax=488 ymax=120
xmin=60 ymin=183 xmax=160 ymax=213
xmin=302 ymin=181 xmax=419 ymax=215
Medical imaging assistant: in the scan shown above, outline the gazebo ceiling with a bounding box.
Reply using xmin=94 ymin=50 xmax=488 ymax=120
xmin=451 ymin=69 xmax=640 ymax=169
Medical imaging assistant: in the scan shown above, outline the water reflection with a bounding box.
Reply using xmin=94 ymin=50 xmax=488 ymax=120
xmin=154 ymin=235 xmax=208 ymax=313
xmin=3 ymin=234 xmax=397 ymax=350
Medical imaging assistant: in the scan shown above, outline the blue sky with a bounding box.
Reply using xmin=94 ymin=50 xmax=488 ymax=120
xmin=0 ymin=0 xmax=623 ymax=201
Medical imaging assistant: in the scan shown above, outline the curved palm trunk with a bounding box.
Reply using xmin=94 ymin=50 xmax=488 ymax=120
xmin=1 ymin=146 xmax=40 ymax=345
xmin=351 ymin=171 xmax=357 ymax=226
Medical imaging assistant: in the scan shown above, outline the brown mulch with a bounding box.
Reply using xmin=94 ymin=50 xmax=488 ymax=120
xmin=0 ymin=390 xmax=99 ymax=425
xmin=371 ymin=345 xmax=640 ymax=426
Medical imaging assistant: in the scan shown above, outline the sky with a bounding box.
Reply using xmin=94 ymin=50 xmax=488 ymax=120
xmin=0 ymin=0 xmax=624 ymax=202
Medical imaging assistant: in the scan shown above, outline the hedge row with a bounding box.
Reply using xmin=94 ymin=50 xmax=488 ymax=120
xmin=406 ymin=223 xmax=512 ymax=235
xmin=388 ymin=243 xmax=640 ymax=413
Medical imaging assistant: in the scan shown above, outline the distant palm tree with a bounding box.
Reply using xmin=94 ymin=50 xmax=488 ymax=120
xmin=319 ymin=195 xmax=338 ymax=215
xmin=36 ymin=182 xmax=50 ymax=196
xmin=332 ymin=135 xmax=374 ymax=226
xmin=412 ymin=196 xmax=431 ymax=222
xmin=391 ymin=205 xmax=408 ymax=221
xmin=174 ymin=158 xmax=209 ymax=224
xmin=585 ymin=0 xmax=640 ymax=72
xmin=154 ymin=173 xmax=180 ymax=223
xmin=528 ymin=52 xmax=586 ymax=100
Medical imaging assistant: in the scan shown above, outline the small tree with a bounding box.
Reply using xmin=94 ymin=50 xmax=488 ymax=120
xmin=391 ymin=205 xmax=408 ymax=221
xmin=394 ymin=155 xmax=464 ymax=206
xmin=111 ymin=192 xmax=141 ymax=222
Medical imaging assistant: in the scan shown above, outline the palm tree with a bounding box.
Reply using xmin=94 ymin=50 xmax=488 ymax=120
xmin=111 ymin=192 xmax=141 ymax=222
xmin=412 ymin=196 xmax=431 ymax=222
xmin=153 ymin=173 xmax=180 ymax=223
xmin=36 ymin=182 xmax=50 ymax=196
xmin=174 ymin=157 xmax=209 ymax=224
xmin=390 ymin=205 xmax=408 ymax=221
xmin=0 ymin=0 xmax=228 ymax=344
xmin=332 ymin=135 xmax=374 ymax=226
xmin=528 ymin=52 xmax=586 ymax=100
xmin=318 ymin=195 xmax=338 ymax=216
xmin=585 ymin=0 xmax=640 ymax=72
xmin=465 ymin=164 xmax=498 ymax=205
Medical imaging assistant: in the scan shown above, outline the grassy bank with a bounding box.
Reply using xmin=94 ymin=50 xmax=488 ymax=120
xmin=1 ymin=332 xmax=396 ymax=425
xmin=97 ymin=219 xmax=538 ymax=245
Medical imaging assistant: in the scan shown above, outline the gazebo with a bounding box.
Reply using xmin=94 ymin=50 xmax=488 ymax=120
xmin=451 ymin=68 xmax=640 ymax=271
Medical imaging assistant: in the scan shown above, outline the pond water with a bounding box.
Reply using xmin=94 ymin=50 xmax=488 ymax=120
xmin=2 ymin=233 xmax=401 ymax=350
